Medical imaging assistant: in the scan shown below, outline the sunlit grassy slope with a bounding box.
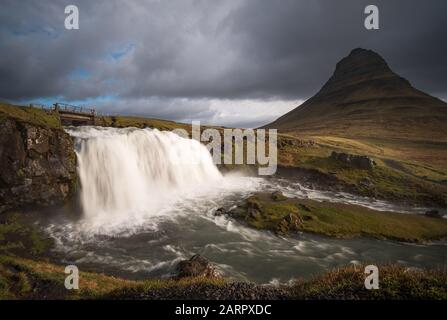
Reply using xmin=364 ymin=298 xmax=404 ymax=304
xmin=277 ymin=134 xmax=447 ymax=206
xmin=0 ymin=103 xmax=61 ymax=129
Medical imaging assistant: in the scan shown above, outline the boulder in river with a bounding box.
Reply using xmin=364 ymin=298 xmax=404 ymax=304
xmin=276 ymin=213 xmax=303 ymax=235
xmin=271 ymin=191 xmax=287 ymax=201
xmin=214 ymin=207 xmax=226 ymax=216
xmin=175 ymin=255 xmax=221 ymax=279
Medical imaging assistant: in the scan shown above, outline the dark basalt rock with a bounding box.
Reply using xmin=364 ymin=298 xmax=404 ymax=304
xmin=0 ymin=118 xmax=77 ymax=213
xmin=425 ymin=210 xmax=443 ymax=219
xmin=330 ymin=151 xmax=376 ymax=170
xmin=214 ymin=207 xmax=226 ymax=216
xmin=175 ymin=255 xmax=221 ymax=279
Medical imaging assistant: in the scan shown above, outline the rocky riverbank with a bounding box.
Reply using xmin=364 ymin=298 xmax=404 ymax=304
xmin=0 ymin=104 xmax=77 ymax=213
xmin=219 ymin=191 xmax=447 ymax=242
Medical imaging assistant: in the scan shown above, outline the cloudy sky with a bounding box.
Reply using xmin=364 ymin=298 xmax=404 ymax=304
xmin=1 ymin=0 xmax=446 ymax=127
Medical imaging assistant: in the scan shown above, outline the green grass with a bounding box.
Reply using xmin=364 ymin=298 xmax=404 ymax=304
xmin=0 ymin=213 xmax=53 ymax=257
xmin=229 ymin=193 xmax=447 ymax=242
xmin=301 ymin=156 xmax=447 ymax=206
xmin=0 ymin=102 xmax=195 ymax=132
xmin=291 ymin=263 xmax=447 ymax=300
xmin=97 ymin=115 xmax=193 ymax=132
xmin=1 ymin=256 xmax=446 ymax=300
xmin=0 ymin=103 xmax=61 ymax=129
xmin=0 ymin=255 xmax=228 ymax=300
xmin=275 ymin=134 xmax=447 ymax=207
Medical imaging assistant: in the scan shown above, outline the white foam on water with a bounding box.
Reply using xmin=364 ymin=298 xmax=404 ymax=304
xmin=64 ymin=126 xmax=265 ymax=236
xmin=35 ymin=126 xmax=447 ymax=283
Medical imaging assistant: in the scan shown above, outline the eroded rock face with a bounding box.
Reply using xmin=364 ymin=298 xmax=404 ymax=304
xmin=0 ymin=119 xmax=77 ymax=212
xmin=330 ymin=151 xmax=376 ymax=170
xmin=175 ymin=255 xmax=221 ymax=279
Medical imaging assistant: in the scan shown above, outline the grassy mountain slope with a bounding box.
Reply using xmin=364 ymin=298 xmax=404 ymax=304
xmin=265 ymin=49 xmax=447 ymax=206
xmin=265 ymin=48 xmax=447 ymax=142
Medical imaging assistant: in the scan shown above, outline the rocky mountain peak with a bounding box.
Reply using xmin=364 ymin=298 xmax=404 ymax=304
xmin=318 ymin=48 xmax=411 ymax=97
xmin=333 ymin=48 xmax=390 ymax=78
xmin=264 ymin=48 xmax=447 ymax=140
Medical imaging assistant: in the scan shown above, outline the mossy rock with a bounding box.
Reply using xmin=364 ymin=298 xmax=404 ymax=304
xmin=271 ymin=191 xmax=287 ymax=201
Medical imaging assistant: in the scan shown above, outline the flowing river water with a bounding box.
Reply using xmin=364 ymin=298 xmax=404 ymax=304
xmin=30 ymin=126 xmax=447 ymax=284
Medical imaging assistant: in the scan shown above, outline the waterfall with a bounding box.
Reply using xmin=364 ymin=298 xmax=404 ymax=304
xmin=66 ymin=126 xmax=222 ymax=219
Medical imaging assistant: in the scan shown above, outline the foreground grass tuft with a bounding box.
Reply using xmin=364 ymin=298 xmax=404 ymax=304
xmin=1 ymin=256 xmax=446 ymax=300
xmin=291 ymin=264 xmax=447 ymax=300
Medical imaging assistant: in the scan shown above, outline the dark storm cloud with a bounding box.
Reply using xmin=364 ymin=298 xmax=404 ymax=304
xmin=0 ymin=0 xmax=446 ymax=125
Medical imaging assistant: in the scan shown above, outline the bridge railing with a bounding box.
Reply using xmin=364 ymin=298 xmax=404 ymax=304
xmin=29 ymin=103 xmax=54 ymax=111
xmin=54 ymin=103 xmax=96 ymax=115
xmin=29 ymin=102 xmax=115 ymax=117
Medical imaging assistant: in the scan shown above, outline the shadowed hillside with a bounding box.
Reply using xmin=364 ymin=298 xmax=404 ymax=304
xmin=265 ymin=48 xmax=447 ymax=142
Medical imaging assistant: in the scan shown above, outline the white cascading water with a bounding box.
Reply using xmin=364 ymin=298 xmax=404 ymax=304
xmin=66 ymin=126 xmax=223 ymax=225
xmin=44 ymin=127 xmax=442 ymax=282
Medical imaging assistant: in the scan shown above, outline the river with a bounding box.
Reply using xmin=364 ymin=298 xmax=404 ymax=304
xmin=29 ymin=126 xmax=447 ymax=283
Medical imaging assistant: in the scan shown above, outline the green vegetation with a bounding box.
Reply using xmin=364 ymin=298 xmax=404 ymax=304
xmin=1 ymin=206 xmax=446 ymax=300
xmin=267 ymin=48 xmax=447 ymax=207
xmin=2 ymin=102 xmax=445 ymax=208
xmin=229 ymin=193 xmax=447 ymax=242
xmin=97 ymin=114 xmax=193 ymax=132
xmin=0 ymin=102 xmax=194 ymax=132
xmin=276 ymin=135 xmax=447 ymax=207
xmin=0 ymin=211 xmax=228 ymax=300
xmin=291 ymin=263 xmax=447 ymax=300
xmin=0 ymin=213 xmax=53 ymax=257
xmin=1 ymin=256 xmax=446 ymax=300
xmin=0 ymin=255 xmax=228 ymax=300
xmin=0 ymin=103 xmax=61 ymax=129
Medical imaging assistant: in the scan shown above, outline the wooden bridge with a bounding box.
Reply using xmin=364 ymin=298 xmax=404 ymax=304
xmin=54 ymin=103 xmax=97 ymax=126
xmin=30 ymin=103 xmax=98 ymax=126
